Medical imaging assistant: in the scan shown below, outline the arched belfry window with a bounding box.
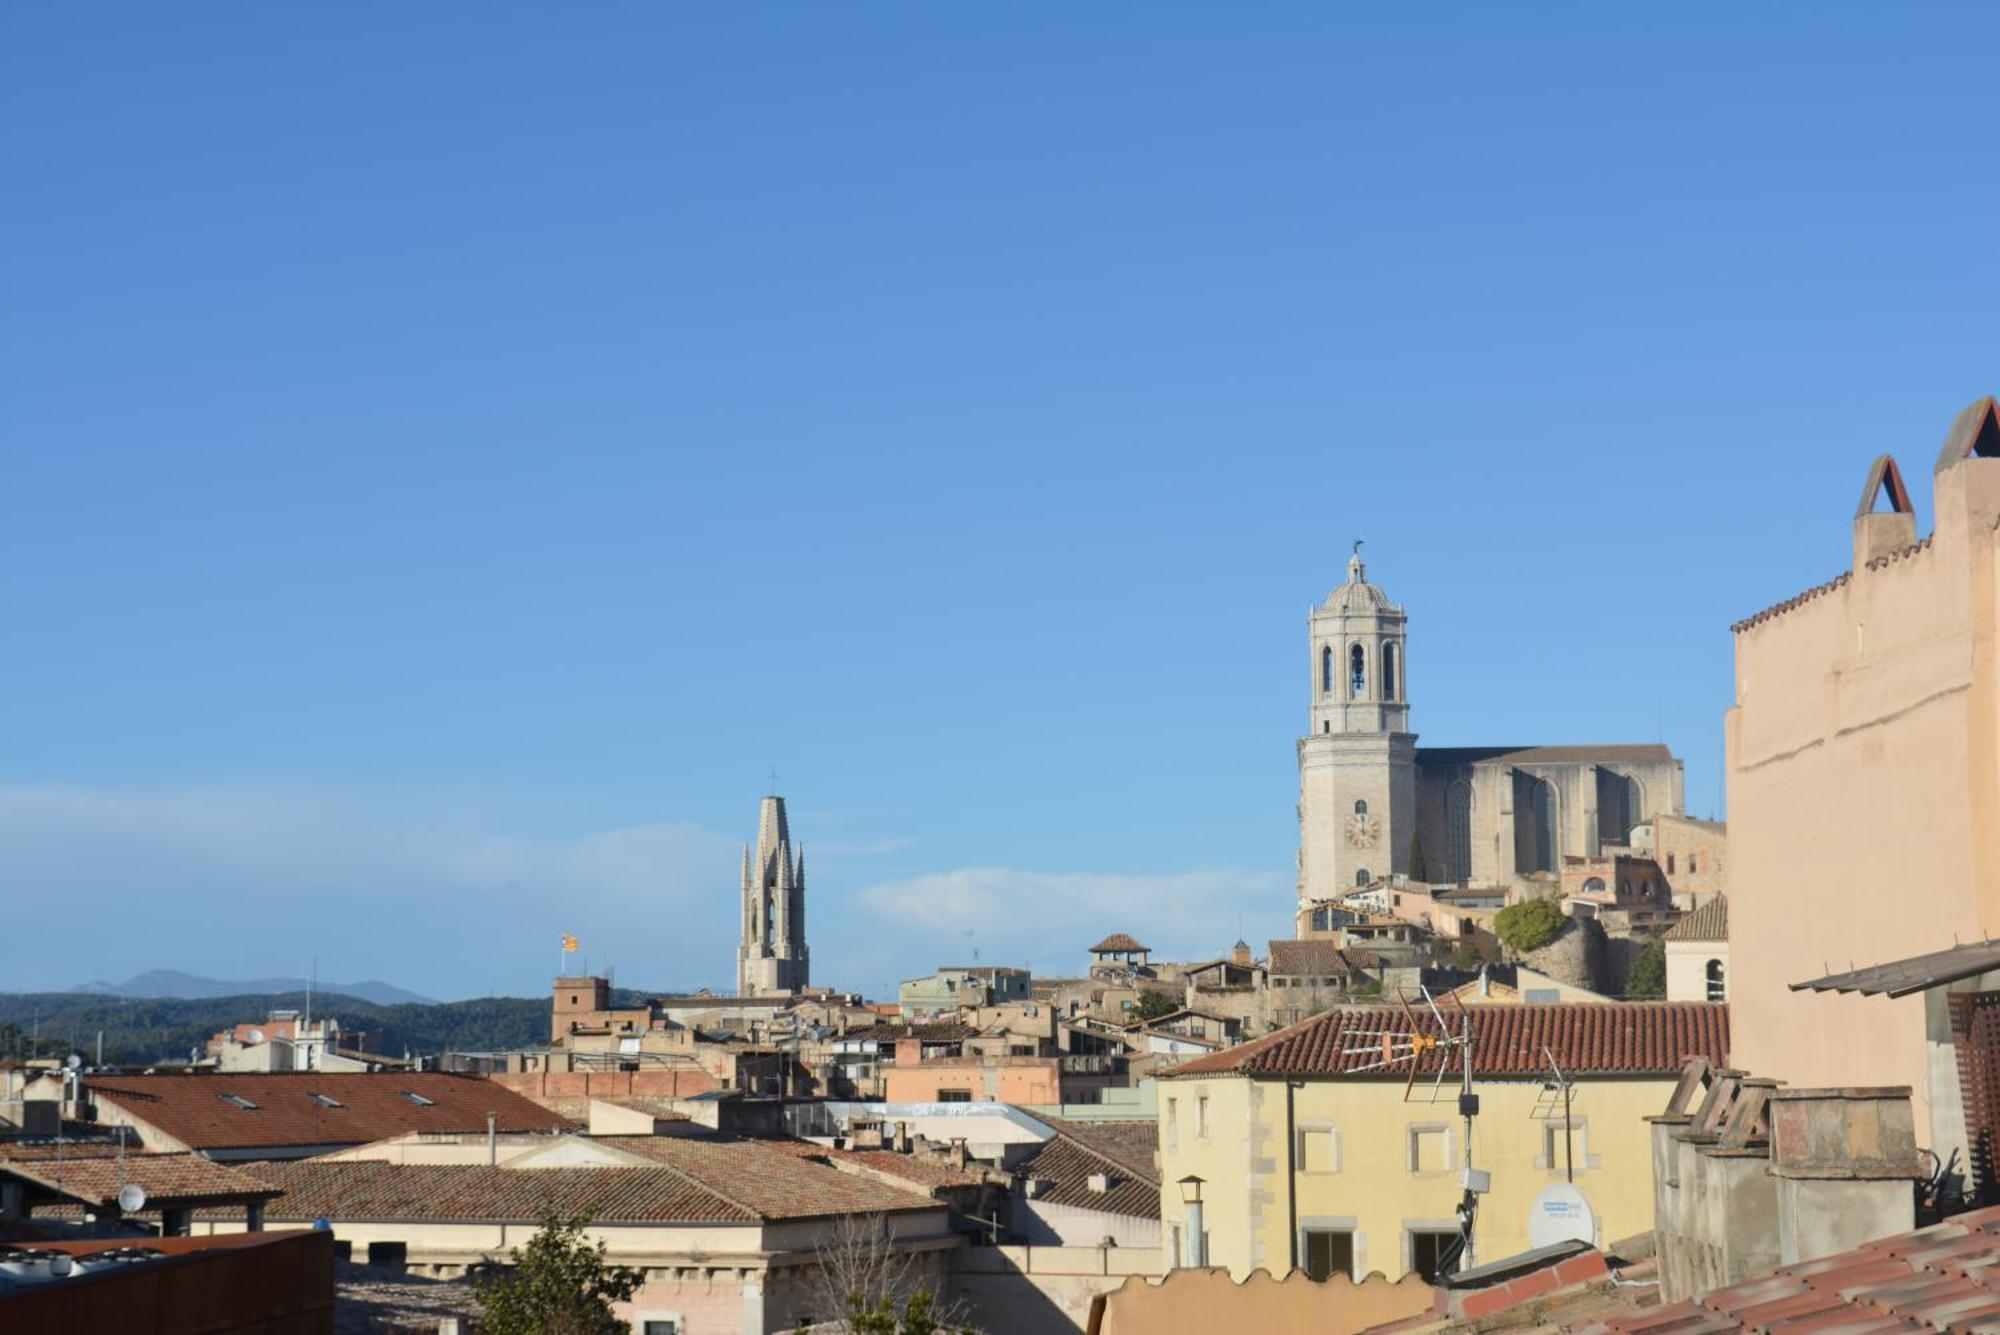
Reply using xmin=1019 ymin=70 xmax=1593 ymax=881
xmin=1382 ymin=641 xmax=1399 ymax=701
xmin=1354 ymin=800 xmax=1368 ymax=815
xmin=1705 ymin=958 xmax=1726 ymax=1001
xmin=1321 ymin=644 xmax=1334 ymax=695
xmin=1349 ymin=643 xmax=1366 ymax=698
xmin=1356 ymin=869 xmax=1372 ymax=886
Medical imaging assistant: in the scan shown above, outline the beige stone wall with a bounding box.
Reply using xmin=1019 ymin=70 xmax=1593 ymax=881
xmin=1728 ymin=446 xmax=2000 ymax=1158
xmin=1653 ymin=814 xmax=1728 ymax=905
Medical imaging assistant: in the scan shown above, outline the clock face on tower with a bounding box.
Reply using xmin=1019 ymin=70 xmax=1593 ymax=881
xmin=1345 ymin=811 xmax=1383 ymax=849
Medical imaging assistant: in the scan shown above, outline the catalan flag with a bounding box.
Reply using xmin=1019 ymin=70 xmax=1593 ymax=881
xmin=561 ymin=933 xmax=579 ymax=953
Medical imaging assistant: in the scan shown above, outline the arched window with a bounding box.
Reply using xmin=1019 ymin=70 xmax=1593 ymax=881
xmin=1582 ymin=877 xmax=1606 ymax=894
xmin=1356 ymin=868 xmax=1372 ymax=886
xmin=1354 ymin=800 xmax=1368 ymax=815
xmin=1705 ymin=958 xmax=1726 ymax=1002
xmin=1349 ymin=643 xmax=1366 ymax=698
xmin=1689 ymin=853 xmax=1699 ymax=874
xmin=1446 ymin=781 xmax=1473 ymax=882
xmin=1321 ymin=644 xmax=1334 ymax=695
xmin=1596 ymin=770 xmax=1643 ymax=848
xmin=1381 ymin=641 xmax=1399 ymax=701
xmin=1513 ymin=771 xmax=1558 ymax=874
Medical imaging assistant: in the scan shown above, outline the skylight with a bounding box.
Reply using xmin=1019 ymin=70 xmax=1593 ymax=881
xmin=307 ymin=1093 xmax=344 ymax=1108
xmin=399 ymin=1090 xmax=436 ymax=1107
xmin=220 ymin=1094 xmax=258 ymax=1110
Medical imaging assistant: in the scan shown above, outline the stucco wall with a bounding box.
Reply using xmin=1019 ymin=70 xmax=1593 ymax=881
xmin=1727 ymin=453 xmax=2000 ymax=1155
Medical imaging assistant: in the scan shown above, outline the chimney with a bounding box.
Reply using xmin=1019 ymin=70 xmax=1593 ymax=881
xmin=950 ymin=1137 xmax=968 ymax=1168
xmin=486 ymin=1112 xmax=498 ymax=1166
xmin=893 ymin=1120 xmax=912 ymax=1154
xmin=1479 ymin=965 xmax=1490 ymax=998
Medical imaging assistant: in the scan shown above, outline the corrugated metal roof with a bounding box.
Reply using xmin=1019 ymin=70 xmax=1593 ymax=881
xmin=1790 ymin=939 xmax=2000 ymax=999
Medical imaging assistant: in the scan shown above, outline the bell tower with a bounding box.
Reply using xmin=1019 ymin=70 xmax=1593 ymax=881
xmin=1296 ymin=542 xmax=1417 ymax=923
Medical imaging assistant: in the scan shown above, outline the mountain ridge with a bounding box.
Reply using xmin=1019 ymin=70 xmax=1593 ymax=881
xmin=67 ymin=969 xmax=435 ymax=1007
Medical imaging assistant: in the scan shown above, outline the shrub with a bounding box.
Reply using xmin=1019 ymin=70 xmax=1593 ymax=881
xmin=1493 ymin=897 xmax=1566 ymax=954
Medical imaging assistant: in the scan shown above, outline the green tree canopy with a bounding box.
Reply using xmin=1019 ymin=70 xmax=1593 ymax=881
xmin=1625 ymin=940 xmax=1667 ymax=999
xmin=1133 ymin=989 xmax=1179 ymax=1022
xmin=479 ymin=1209 xmax=641 ymax=1335
xmin=1493 ymin=897 xmax=1566 ymax=954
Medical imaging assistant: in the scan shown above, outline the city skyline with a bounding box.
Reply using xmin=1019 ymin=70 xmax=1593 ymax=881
xmin=6 ymin=7 xmax=1999 ymax=997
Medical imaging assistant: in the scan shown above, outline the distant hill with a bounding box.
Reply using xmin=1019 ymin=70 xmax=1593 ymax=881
xmin=0 ymin=990 xmax=548 ymax=1065
xmin=68 ymin=969 xmax=435 ymax=1007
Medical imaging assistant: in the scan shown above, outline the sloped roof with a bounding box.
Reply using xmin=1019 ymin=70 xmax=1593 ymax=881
xmin=757 ymin=1137 xmax=987 ymax=1191
xmin=250 ymin=1138 xmax=937 ymax=1224
xmin=0 ymin=1145 xmax=280 ymax=1209
xmin=85 ymin=1073 xmax=573 ymax=1152
xmin=1586 ymin=1202 xmax=2000 ymax=1332
xmin=1016 ymin=1123 xmax=1159 ymax=1221
xmin=1791 ymin=938 xmax=2000 ymax=1000
xmin=1664 ymin=896 xmax=1729 ymax=943
xmin=1033 ymin=1117 xmax=1160 ymax=1182
xmin=1090 ymin=934 xmax=1150 ymax=954
xmin=1268 ymin=939 xmax=1378 ymax=978
xmin=1416 ymin=744 xmax=1675 ymax=767
xmin=1168 ymin=1002 xmax=1727 ymax=1079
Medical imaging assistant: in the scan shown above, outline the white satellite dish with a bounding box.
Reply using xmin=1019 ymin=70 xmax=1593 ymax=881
xmin=63 ymin=1054 xmax=81 ymax=1071
xmin=116 ymin=1184 xmax=147 ymax=1214
xmin=1528 ymin=1182 xmax=1596 ymax=1249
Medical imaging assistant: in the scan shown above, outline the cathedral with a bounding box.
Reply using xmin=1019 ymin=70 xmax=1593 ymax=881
xmin=1296 ymin=546 xmax=1684 ymax=919
xmin=736 ymin=793 xmax=810 ymax=995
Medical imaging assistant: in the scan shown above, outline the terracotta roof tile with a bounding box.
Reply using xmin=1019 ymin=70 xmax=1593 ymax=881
xmin=756 ymin=1138 xmax=987 ymax=1190
xmin=1732 ymin=570 xmax=1852 ymax=634
xmin=84 ymin=1073 xmax=572 ymax=1152
xmin=1665 ymin=896 xmax=1728 ymax=942
xmin=247 ymin=1138 xmax=937 ymax=1224
xmin=1015 ymin=1134 xmax=1159 ymax=1221
xmin=0 ymin=1146 xmax=280 ymax=1209
xmin=1167 ymin=1001 xmax=1728 ymax=1079
xmin=1090 ymin=934 xmax=1151 ymax=954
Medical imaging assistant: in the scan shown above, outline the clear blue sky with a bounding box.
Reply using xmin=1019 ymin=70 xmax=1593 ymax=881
xmin=3 ymin=6 xmax=1997 ymax=1001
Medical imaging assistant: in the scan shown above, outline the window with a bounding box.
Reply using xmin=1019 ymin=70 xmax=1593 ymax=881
xmin=1322 ymin=644 xmax=1334 ymax=694
xmin=1349 ymin=643 xmax=1366 ymax=697
xmin=1513 ymin=771 xmax=1557 ymax=873
xmin=641 ymin=1321 xmax=681 ymax=1335
xmin=1410 ymin=1229 xmax=1463 ymax=1283
xmin=1408 ymin=1125 xmax=1450 ymax=1173
xmin=1689 ymin=852 xmax=1700 ymax=873
xmin=1165 ymin=1098 xmax=1179 ymax=1150
xmin=1355 ymin=869 xmax=1371 ymax=886
xmin=1382 ymin=640 xmax=1399 ymax=701
xmin=399 ymin=1091 xmax=436 ymax=1107
xmin=1446 ymin=781 xmax=1472 ymax=882
xmin=1666 ymin=853 xmax=1677 ymax=874
xmin=1541 ymin=1120 xmax=1586 ymax=1173
xmin=331 ymin=1241 xmax=353 ymax=1262
xmin=937 ymin=1089 xmax=972 ymax=1103
xmin=220 ymin=1094 xmax=258 ymax=1110
xmin=1300 ymin=1127 xmax=1339 ymax=1173
xmin=1303 ymin=1229 xmax=1354 ymax=1281
xmin=1195 ymin=1095 xmax=1210 ymax=1140
xmin=1706 ymin=958 xmax=1727 ymax=1002
xmin=1582 ymin=877 xmax=1606 ymax=894
xmin=1354 ymin=799 xmax=1368 ymax=816
xmin=366 ymin=1241 xmax=408 ymax=1270
xmin=307 ymin=1093 xmax=343 ymax=1108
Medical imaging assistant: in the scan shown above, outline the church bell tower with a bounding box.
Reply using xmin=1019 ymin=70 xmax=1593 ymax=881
xmin=1296 ymin=543 xmax=1417 ymax=924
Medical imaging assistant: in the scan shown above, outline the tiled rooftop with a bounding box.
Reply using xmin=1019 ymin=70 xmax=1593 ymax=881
xmin=1665 ymin=895 xmax=1729 ymax=943
xmin=0 ymin=1145 xmax=280 ymax=1209
xmin=1170 ymin=1001 xmax=1728 ymax=1079
xmin=84 ymin=1072 xmax=573 ymax=1152
xmin=1090 ymin=934 xmax=1151 ymax=954
xmin=1574 ymin=1204 xmax=2000 ymax=1334
xmin=248 ymin=1136 xmax=938 ymax=1224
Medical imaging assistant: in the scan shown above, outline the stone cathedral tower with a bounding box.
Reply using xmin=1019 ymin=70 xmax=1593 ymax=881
xmin=1296 ymin=544 xmax=1416 ymax=923
xmin=736 ymin=794 xmax=809 ymax=995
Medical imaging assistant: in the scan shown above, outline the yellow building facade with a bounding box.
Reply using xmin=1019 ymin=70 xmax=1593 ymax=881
xmin=1157 ymin=1002 xmax=1727 ymax=1283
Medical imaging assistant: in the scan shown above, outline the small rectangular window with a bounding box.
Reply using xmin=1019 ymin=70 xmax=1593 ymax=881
xmin=937 ymin=1089 xmax=972 ymax=1103
xmin=1303 ymin=1229 xmax=1353 ymax=1281
xmin=1410 ymin=1229 xmax=1462 ymax=1282
xmin=366 ymin=1240 xmax=408 ymax=1269
xmin=642 ymin=1322 xmax=680 ymax=1335
xmin=1301 ymin=1127 xmax=1338 ymax=1173
xmin=1409 ymin=1126 xmax=1449 ymax=1173
xmin=1195 ymin=1095 xmax=1210 ymax=1140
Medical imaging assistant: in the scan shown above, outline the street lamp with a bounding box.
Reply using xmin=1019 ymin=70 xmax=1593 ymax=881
xmin=1177 ymin=1175 xmax=1206 ymax=1267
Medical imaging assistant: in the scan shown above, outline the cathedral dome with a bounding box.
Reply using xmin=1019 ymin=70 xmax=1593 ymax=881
xmin=1326 ymin=546 xmax=1391 ymax=611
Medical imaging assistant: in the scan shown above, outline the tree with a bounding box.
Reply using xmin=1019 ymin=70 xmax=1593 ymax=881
xmin=796 ymin=1213 xmax=976 ymax=1334
xmin=1625 ymin=940 xmax=1667 ymax=999
xmin=1133 ymin=990 xmax=1178 ymax=1023
xmin=1408 ymin=834 xmax=1428 ymax=883
xmin=478 ymin=1208 xmax=640 ymax=1335
xmin=1493 ymin=897 xmax=1565 ymax=954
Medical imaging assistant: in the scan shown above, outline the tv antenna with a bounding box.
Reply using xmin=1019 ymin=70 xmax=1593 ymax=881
xmin=1340 ymin=987 xmax=1486 ymax=1268
xmin=1532 ymin=1046 xmax=1578 ymax=1184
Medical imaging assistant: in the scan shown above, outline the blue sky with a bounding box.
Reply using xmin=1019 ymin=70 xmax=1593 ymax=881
xmin=3 ymin=6 xmax=1997 ymax=1001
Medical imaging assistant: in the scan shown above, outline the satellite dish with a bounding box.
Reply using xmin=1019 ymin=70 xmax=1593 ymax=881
xmin=245 ymin=1029 xmax=265 ymax=1045
xmin=116 ymin=1184 xmax=147 ymax=1214
xmin=50 ymin=1255 xmax=73 ymax=1278
xmin=63 ymin=1054 xmax=81 ymax=1071
xmin=1529 ymin=1182 xmax=1596 ymax=1249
